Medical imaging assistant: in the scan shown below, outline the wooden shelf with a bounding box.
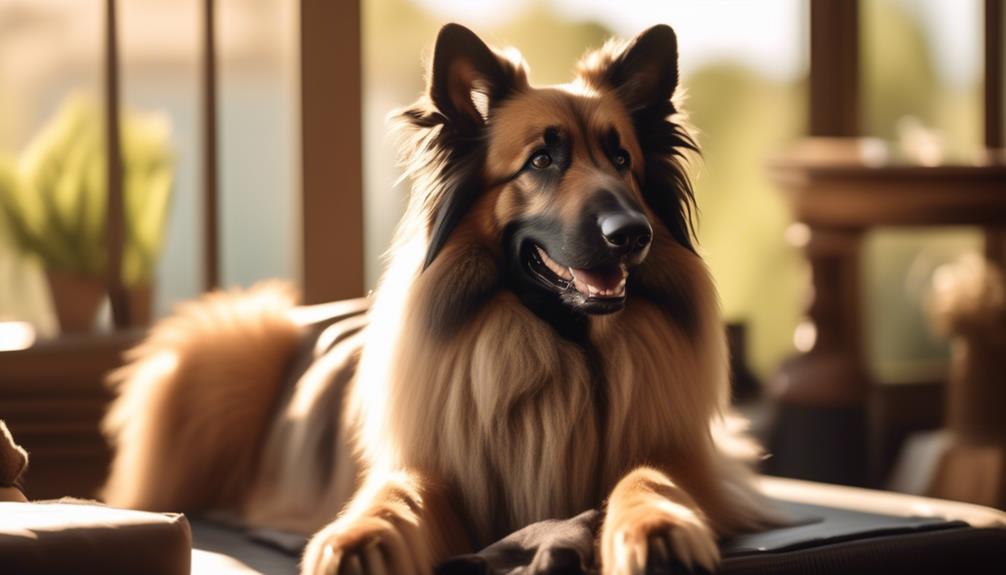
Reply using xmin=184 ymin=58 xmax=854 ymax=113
xmin=769 ymin=161 xmax=1006 ymax=228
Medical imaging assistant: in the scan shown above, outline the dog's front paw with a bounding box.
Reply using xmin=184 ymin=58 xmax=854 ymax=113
xmin=302 ymin=512 xmax=430 ymax=575
xmin=600 ymin=500 xmax=719 ymax=575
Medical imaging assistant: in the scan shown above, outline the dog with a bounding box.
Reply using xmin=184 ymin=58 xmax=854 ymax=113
xmin=101 ymin=23 xmax=777 ymax=575
xmin=299 ymin=22 xmax=777 ymax=574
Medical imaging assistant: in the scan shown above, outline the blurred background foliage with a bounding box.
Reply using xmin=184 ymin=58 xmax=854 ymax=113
xmin=0 ymin=95 xmax=174 ymax=287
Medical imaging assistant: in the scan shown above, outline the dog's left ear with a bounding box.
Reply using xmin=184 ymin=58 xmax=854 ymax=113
xmin=586 ymin=24 xmax=680 ymax=113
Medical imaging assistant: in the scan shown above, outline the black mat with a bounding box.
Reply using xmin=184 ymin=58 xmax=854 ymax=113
xmin=190 ymin=499 xmax=1004 ymax=575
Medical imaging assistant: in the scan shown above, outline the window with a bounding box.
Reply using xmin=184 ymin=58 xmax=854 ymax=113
xmin=860 ymin=0 xmax=986 ymax=381
xmin=0 ymin=0 xmax=300 ymax=334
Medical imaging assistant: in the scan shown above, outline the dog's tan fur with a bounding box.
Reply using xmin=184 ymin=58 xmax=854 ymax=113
xmin=102 ymin=282 xmax=301 ymax=512
xmin=102 ymin=24 xmax=776 ymax=575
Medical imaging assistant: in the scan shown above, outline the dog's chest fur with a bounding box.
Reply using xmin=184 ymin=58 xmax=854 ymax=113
xmin=352 ymin=240 xmax=723 ymax=545
xmin=372 ymin=293 xmax=712 ymax=545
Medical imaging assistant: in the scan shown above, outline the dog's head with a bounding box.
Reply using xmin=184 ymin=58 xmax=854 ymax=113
xmin=399 ymin=24 xmax=696 ymax=322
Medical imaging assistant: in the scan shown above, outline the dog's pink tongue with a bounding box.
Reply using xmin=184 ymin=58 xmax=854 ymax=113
xmin=571 ymin=266 xmax=627 ymax=296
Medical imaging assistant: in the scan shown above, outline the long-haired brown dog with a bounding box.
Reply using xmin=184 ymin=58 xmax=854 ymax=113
xmin=103 ymin=23 xmax=776 ymax=575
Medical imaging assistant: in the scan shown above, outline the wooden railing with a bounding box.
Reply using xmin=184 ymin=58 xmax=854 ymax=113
xmin=99 ymin=0 xmax=365 ymax=330
xmin=102 ymin=0 xmax=220 ymax=330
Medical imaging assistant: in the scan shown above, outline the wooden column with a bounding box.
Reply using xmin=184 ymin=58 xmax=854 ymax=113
xmin=201 ymin=0 xmax=220 ymax=291
xmin=809 ymin=0 xmax=859 ymax=137
xmin=104 ymin=0 xmax=130 ymax=328
xmin=986 ymin=0 xmax=1003 ymax=151
xmin=769 ymin=0 xmax=870 ymax=486
xmin=985 ymin=0 xmax=1006 ymax=265
xmin=769 ymin=221 xmax=871 ymax=486
xmin=300 ymin=0 xmax=364 ymax=303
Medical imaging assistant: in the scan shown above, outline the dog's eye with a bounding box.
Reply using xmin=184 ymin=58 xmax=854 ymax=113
xmin=613 ymin=149 xmax=631 ymax=170
xmin=529 ymin=151 xmax=552 ymax=170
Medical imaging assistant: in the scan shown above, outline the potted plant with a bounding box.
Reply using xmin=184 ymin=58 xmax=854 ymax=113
xmin=0 ymin=95 xmax=174 ymax=332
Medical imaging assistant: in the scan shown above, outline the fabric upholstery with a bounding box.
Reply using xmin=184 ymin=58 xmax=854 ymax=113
xmin=0 ymin=499 xmax=191 ymax=575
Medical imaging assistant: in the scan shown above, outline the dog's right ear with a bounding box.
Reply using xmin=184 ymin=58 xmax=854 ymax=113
xmin=415 ymin=24 xmax=525 ymax=270
xmin=428 ymin=23 xmax=524 ymax=134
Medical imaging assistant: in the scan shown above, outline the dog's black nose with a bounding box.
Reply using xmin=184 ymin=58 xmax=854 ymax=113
xmin=599 ymin=211 xmax=652 ymax=254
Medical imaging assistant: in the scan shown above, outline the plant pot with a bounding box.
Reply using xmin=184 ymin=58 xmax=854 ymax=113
xmin=127 ymin=284 xmax=154 ymax=327
xmin=45 ymin=269 xmax=105 ymax=333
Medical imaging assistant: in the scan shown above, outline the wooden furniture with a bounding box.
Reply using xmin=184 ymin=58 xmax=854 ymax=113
xmin=767 ymin=144 xmax=1006 ymax=484
xmin=0 ymin=333 xmax=140 ymax=500
xmin=766 ymin=0 xmax=1006 ymax=489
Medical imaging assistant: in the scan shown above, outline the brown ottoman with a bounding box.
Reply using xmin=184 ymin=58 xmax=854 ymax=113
xmin=0 ymin=499 xmax=191 ymax=575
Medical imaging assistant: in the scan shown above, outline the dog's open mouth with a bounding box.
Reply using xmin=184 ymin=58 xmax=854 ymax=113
xmin=527 ymin=244 xmax=627 ymax=314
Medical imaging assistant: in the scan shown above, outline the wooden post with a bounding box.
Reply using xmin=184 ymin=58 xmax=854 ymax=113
xmin=768 ymin=225 xmax=871 ymax=486
xmin=985 ymin=0 xmax=1006 ymax=265
xmin=300 ymin=0 xmax=364 ymax=303
xmin=104 ymin=0 xmax=130 ymax=328
xmin=986 ymin=0 xmax=1003 ymax=151
xmin=769 ymin=0 xmax=870 ymax=486
xmin=201 ymin=0 xmax=220 ymax=291
xmin=809 ymin=0 xmax=860 ymax=137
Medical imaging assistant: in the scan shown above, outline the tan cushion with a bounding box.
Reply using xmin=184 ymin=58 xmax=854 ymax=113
xmin=0 ymin=499 xmax=191 ymax=575
xmin=759 ymin=475 xmax=1006 ymax=528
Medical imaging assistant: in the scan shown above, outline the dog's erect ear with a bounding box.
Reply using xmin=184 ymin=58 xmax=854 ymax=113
xmin=419 ymin=24 xmax=524 ymax=270
xmin=428 ymin=23 xmax=520 ymax=133
xmin=586 ymin=24 xmax=680 ymax=113
xmin=580 ymin=25 xmax=696 ymax=251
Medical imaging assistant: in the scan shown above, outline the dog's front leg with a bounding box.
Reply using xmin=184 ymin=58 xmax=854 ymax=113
xmin=301 ymin=468 xmax=468 ymax=575
xmin=600 ymin=466 xmax=719 ymax=575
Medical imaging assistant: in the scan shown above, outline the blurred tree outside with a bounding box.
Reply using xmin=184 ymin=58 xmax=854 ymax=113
xmin=862 ymin=0 xmax=982 ymax=161
xmin=685 ymin=65 xmax=805 ymax=381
